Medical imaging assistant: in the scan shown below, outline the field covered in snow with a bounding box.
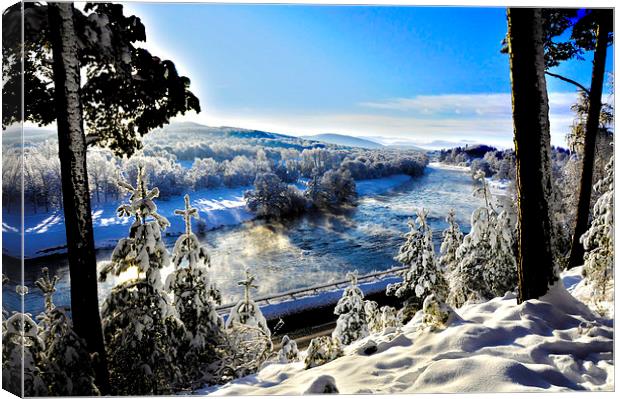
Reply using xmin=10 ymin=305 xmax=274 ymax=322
xmin=203 ymin=268 xmax=614 ymax=395
xmin=2 ymin=174 xmax=413 ymax=258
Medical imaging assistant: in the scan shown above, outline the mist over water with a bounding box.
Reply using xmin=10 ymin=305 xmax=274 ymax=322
xmin=8 ymin=165 xmax=484 ymax=315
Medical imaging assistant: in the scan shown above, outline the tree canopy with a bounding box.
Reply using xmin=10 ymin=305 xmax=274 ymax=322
xmin=2 ymin=2 xmax=200 ymax=156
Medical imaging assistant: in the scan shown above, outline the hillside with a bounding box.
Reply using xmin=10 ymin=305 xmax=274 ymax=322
xmin=302 ymin=133 xmax=384 ymax=149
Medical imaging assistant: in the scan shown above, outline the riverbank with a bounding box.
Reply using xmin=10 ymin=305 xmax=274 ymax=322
xmin=2 ymin=174 xmax=414 ymax=259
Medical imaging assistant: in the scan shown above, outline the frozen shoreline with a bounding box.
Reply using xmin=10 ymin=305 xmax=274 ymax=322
xmin=2 ymin=174 xmax=415 ymax=259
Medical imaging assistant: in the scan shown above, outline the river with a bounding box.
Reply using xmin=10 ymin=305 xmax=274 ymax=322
xmin=3 ymin=164 xmax=486 ymax=316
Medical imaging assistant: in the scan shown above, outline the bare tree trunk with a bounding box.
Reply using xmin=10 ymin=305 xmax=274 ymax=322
xmin=47 ymin=3 xmax=109 ymax=393
xmin=507 ymin=8 xmax=556 ymax=302
xmin=567 ymin=12 xmax=612 ymax=268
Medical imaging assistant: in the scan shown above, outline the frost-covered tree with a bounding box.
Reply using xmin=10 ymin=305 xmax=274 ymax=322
xmin=2 ymin=312 xmax=47 ymax=396
xmin=2 ymin=283 xmax=47 ymax=397
xmin=35 ymin=268 xmax=99 ymax=396
xmin=306 ymin=168 xmax=357 ymax=209
xmin=164 ymin=194 xmax=225 ymax=383
xmin=450 ymin=207 xmax=494 ymax=307
xmin=226 ymin=269 xmax=270 ymax=338
xmin=221 ymin=269 xmax=272 ymax=379
xmin=581 ymin=155 xmax=614 ymax=313
xmin=364 ymin=300 xmax=382 ymax=333
xmin=364 ymin=301 xmax=401 ymax=333
xmin=277 ymin=335 xmax=300 ymax=363
xmin=387 ymin=209 xmax=448 ymax=322
xmin=245 ymin=172 xmax=306 ymax=219
xmin=304 ymin=336 xmax=343 ymax=369
xmin=439 ymin=209 xmax=463 ymax=274
xmin=421 ymin=294 xmax=458 ymax=331
xmin=449 ymin=172 xmax=517 ymax=307
xmin=99 ymin=167 xmax=185 ymax=395
xmin=332 ymin=272 xmax=369 ymax=345
xmin=380 ymin=306 xmax=402 ymax=330
xmin=486 ymin=210 xmax=518 ymax=296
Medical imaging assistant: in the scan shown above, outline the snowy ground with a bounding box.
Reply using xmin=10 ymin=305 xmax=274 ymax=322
xmin=2 ymin=174 xmax=413 ymax=258
xmin=202 ymin=269 xmax=614 ymax=395
xmin=428 ymin=161 xmax=470 ymax=172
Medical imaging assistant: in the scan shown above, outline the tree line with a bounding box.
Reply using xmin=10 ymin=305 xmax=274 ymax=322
xmin=3 ymin=139 xmax=427 ymax=214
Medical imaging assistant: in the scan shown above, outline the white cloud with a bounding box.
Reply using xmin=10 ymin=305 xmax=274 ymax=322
xmin=183 ymin=91 xmax=581 ymax=148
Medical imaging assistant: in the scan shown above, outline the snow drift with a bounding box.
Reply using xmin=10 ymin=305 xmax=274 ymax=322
xmin=204 ymin=270 xmax=613 ymax=395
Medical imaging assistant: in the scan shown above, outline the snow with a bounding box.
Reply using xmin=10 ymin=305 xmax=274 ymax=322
xmin=3 ymin=175 xmax=414 ymax=259
xmin=428 ymin=161 xmax=469 ymax=172
xmin=203 ymin=268 xmax=613 ymax=395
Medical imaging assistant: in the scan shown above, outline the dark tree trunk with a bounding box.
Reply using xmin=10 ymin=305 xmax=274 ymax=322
xmin=507 ymin=8 xmax=556 ymax=302
xmin=567 ymin=12 xmax=612 ymax=268
xmin=47 ymin=3 xmax=109 ymax=394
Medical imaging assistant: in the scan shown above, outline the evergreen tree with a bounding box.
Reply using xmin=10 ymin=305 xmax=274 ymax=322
xmin=450 ymin=207 xmax=494 ymax=307
xmin=221 ymin=269 xmax=272 ymax=379
xmin=304 ymin=336 xmax=343 ymax=369
xmin=332 ymin=272 xmax=369 ymax=345
xmin=439 ymin=209 xmax=463 ymax=273
xmin=364 ymin=301 xmax=401 ymax=333
xmin=99 ymin=167 xmax=185 ymax=395
xmin=277 ymin=335 xmax=300 ymax=363
xmin=165 ymin=194 xmax=225 ymax=384
xmin=2 ymin=283 xmax=47 ymax=396
xmin=35 ymin=268 xmax=99 ymax=396
xmin=449 ymin=172 xmax=518 ymax=307
xmin=364 ymin=300 xmax=383 ymax=333
xmin=486 ymin=210 xmax=518 ymax=296
xmin=380 ymin=306 xmax=402 ymax=330
xmin=387 ymin=209 xmax=448 ymax=322
xmin=581 ymin=155 xmax=614 ymax=313
xmin=421 ymin=294 xmax=458 ymax=330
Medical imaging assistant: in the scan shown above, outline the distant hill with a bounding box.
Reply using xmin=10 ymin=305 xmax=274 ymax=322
xmin=3 ymin=127 xmax=56 ymax=145
xmin=148 ymin=122 xmax=331 ymax=151
xmin=301 ymin=133 xmax=383 ymax=149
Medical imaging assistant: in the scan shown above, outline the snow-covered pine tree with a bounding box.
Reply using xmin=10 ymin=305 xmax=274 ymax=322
xmin=364 ymin=300 xmax=383 ymax=333
xmin=439 ymin=209 xmax=463 ymax=274
xmin=304 ymin=336 xmax=343 ymax=369
xmin=486 ymin=210 xmax=518 ymax=296
xmin=380 ymin=305 xmax=402 ymax=330
xmin=221 ymin=269 xmax=272 ymax=378
xmin=387 ymin=209 xmax=448 ymax=322
xmin=449 ymin=207 xmax=493 ymax=307
xmin=277 ymin=335 xmax=300 ymax=363
xmin=2 ymin=284 xmax=47 ymax=396
xmin=449 ymin=171 xmax=518 ymax=307
xmin=165 ymin=194 xmax=225 ymax=383
xmin=226 ymin=269 xmax=270 ymax=338
xmin=35 ymin=268 xmax=99 ymax=396
xmin=421 ymin=294 xmax=458 ymax=330
xmin=332 ymin=272 xmax=369 ymax=345
xmin=581 ymin=155 xmax=614 ymax=314
xmin=99 ymin=166 xmax=185 ymax=395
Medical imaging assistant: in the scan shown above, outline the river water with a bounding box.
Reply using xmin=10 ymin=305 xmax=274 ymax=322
xmin=5 ymin=164 xmax=485 ymax=315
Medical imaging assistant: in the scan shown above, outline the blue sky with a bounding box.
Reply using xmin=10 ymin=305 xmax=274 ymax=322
xmin=120 ymin=3 xmax=614 ymax=148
